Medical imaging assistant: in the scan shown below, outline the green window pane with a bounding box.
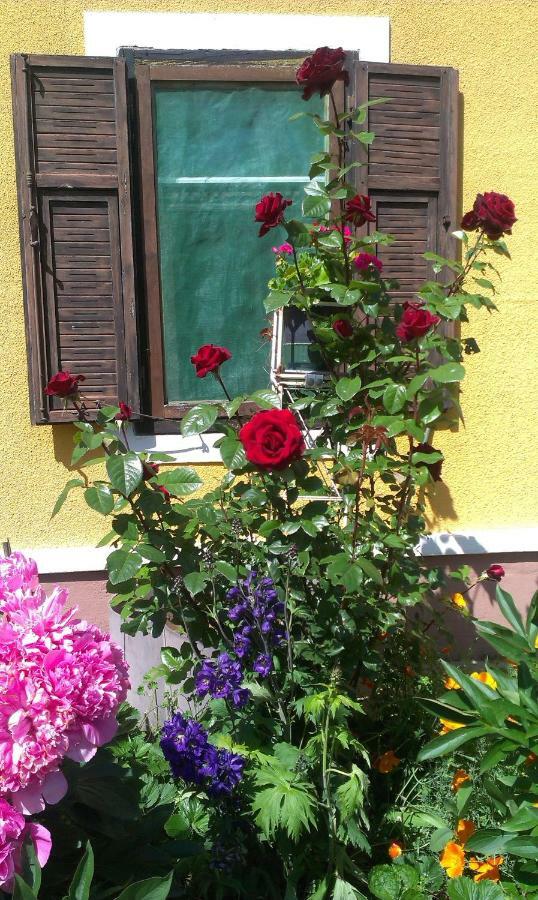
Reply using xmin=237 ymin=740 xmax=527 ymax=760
xmin=153 ymin=82 xmax=324 ymax=403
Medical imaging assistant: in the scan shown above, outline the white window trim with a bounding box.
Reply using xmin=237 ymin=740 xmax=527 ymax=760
xmin=21 ymin=528 xmax=538 ymax=574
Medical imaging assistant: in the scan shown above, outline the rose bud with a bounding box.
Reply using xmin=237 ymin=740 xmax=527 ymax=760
xmin=396 ymin=302 xmax=440 ymax=342
xmin=116 ymin=401 xmax=132 ymax=421
xmin=353 ymin=252 xmax=383 ymax=274
xmin=154 ymin=484 xmax=171 ymax=502
xmin=239 ymin=408 xmax=305 ymax=471
xmin=344 ymin=194 xmax=376 ymax=227
xmin=44 ymin=371 xmax=85 ymax=399
xmin=255 ymin=192 xmax=292 ymax=237
xmin=472 ymin=191 xmax=517 ymax=240
xmin=190 ymin=344 xmax=232 ymax=378
xmin=332 ymin=319 xmax=353 ymax=339
xmin=296 ymin=46 xmax=348 ymax=101
xmin=142 ymin=461 xmax=160 ymax=480
xmin=486 ymin=563 xmax=505 ymax=581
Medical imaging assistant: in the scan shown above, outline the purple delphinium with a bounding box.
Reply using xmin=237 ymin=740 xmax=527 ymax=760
xmin=253 ymin=653 xmax=273 ymax=678
xmin=226 ymin=572 xmax=285 ymax=670
xmin=195 ymin=652 xmax=250 ymax=708
xmin=160 ymin=712 xmax=245 ymax=797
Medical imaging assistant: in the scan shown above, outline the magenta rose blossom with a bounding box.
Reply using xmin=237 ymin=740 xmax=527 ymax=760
xmin=116 ymin=401 xmax=132 ymax=421
xmin=396 ymin=302 xmax=440 ymax=342
xmin=190 ymin=344 xmax=232 ymax=378
xmin=461 ymin=191 xmax=517 ymax=239
xmin=354 ymin=252 xmax=383 ymax=274
xmin=486 ymin=563 xmax=505 ymax=581
xmin=332 ymin=319 xmax=353 ymax=339
xmin=344 ymin=194 xmax=376 ymax=227
xmin=255 ymin=192 xmax=292 ymax=237
xmin=44 ymin=371 xmax=85 ymax=399
xmin=296 ymin=46 xmax=348 ymax=101
xmin=272 ymin=242 xmax=293 ymax=255
xmin=239 ymin=409 xmax=305 ymax=471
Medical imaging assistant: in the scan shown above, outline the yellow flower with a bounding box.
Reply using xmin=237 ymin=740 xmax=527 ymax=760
xmin=469 ymin=856 xmax=503 ymax=883
xmin=535 ymin=635 xmax=538 ymax=649
xmin=456 ymin=819 xmax=476 ymax=845
xmin=471 ymin=671 xmax=497 ymax=690
xmin=388 ymin=841 xmax=403 ymax=859
xmin=439 ymin=718 xmax=464 ymax=735
xmin=440 ymin=841 xmax=465 ymax=878
xmin=452 ymin=769 xmax=471 ymax=792
xmin=444 ymin=676 xmax=461 ymax=690
xmin=375 ymin=750 xmax=400 ymax=773
xmin=451 ymin=592 xmax=467 ymax=610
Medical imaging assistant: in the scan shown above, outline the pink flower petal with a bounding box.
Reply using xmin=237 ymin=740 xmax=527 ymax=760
xmin=25 ymin=822 xmax=52 ymax=868
xmin=41 ymin=770 xmax=68 ymax=805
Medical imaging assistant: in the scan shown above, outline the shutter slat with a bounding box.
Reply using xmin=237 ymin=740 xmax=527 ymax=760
xmin=11 ymin=54 xmax=139 ymax=423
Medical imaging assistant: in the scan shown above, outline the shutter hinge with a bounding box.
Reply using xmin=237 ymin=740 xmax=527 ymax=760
xmin=442 ymin=215 xmax=451 ymax=230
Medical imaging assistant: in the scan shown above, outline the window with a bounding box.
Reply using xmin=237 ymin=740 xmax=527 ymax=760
xmin=11 ymin=51 xmax=459 ymax=427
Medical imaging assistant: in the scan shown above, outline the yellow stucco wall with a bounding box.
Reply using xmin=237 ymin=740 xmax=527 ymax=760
xmin=1 ymin=0 xmax=537 ymax=551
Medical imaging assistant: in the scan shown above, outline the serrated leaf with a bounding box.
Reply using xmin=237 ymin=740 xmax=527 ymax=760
xmin=249 ymin=389 xmax=281 ymax=409
xmin=183 ymin=571 xmax=208 ymax=596
xmin=107 ymin=548 xmax=144 ymax=585
xmin=447 ymin=878 xmax=504 ymax=900
xmin=265 ymin=290 xmax=294 ymax=312
xmin=336 ymin=375 xmax=362 ymax=401
xmin=430 ymin=362 xmax=465 ymax=384
xmin=252 ymin=769 xmax=317 ymax=841
xmin=215 ymin=560 xmax=237 ymax=582
xmin=84 ymin=483 xmax=114 ymax=515
xmin=303 ymin=193 xmax=331 ymax=219
xmin=180 ymin=404 xmax=218 ymax=437
xmin=155 ymin=467 xmax=202 ymax=497
xmin=219 ymin=437 xmax=247 ymax=470
xmin=106 ymin=452 xmax=143 ymax=496
xmin=356 ymin=557 xmax=383 ymax=585
xmin=382 ymin=383 xmax=407 ymax=414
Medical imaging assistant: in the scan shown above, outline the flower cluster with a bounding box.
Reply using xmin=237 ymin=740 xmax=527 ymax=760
xmin=160 ymin=712 xmax=245 ymax=797
xmin=440 ymin=820 xmax=503 ymax=883
xmin=227 ymin=571 xmax=285 ymax=672
xmin=195 ymin=652 xmax=250 ymax=708
xmin=0 ymin=551 xmax=129 ymax=887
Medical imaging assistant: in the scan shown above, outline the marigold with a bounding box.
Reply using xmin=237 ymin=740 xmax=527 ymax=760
xmin=388 ymin=841 xmax=403 ymax=859
xmin=471 ymin=671 xmax=497 ymax=690
xmin=375 ymin=750 xmax=400 ymax=773
xmin=440 ymin=841 xmax=465 ymax=878
xmin=451 ymin=769 xmax=471 ymax=792
xmin=439 ymin=718 xmax=464 ymax=735
xmin=456 ymin=819 xmax=476 ymax=844
xmin=469 ymin=856 xmax=503 ymax=883
xmin=451 ymin=592 xmax=467 ymax=610
xmin=444 ymin=676 xmax=461 ymax=690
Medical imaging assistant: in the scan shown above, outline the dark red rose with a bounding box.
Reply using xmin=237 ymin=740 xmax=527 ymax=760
xmin=472 ymin=191 xmax=517 ymax=239
xmin=44 ymin=371 xmax=85 ymax=398
xmin=142 ymin=461 xmax=160 ymax=480
xmin=344 ymin=194 xmax=376 ymax=227
xmin=332 ymin=319 xmax=353 ymax=339
xmin=154 ymin=484 xmax=171 ymax=502
xmin=486 ymin=563 xmax=505 ymax=581
xmin=353 ymin=252 xmax=383 ymax=274
xmin=239 ymin=408 xmax=305 ymax=471
xmin=190 ymin=344 xmax=232 ymax=378
xmin=116 ymin=401 xmax=132 ymax=421
xmin=296 ymin=46 xmax=349 ymax=101
xmin=461 ymin=210 xmax=480 ymax=231
xmin=396 ymin=302 xmax=440 ymax=342
xmin=414 ymin=442 xmax=443 ymax=482
xmin=255 ymin=192 xmax=292 ymax=237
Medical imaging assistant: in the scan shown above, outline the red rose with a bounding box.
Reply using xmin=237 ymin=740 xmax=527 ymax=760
xmin=239 ymin=408 xmax=305 ymax=471
xmin=344 ymin=194 xmax=376 ymax=227
xmin=142 ymin=461 xmax=160 ymax=480
xmin=154 ymin=484 xmax=171 ymax=502
xmin=332 ymin=319 xmax=353 ymax=339
xmin=353 ymin=252 xmax=383 ymax=274
xmin=116 ymin=401 xmax=132 ymax=421
xmin=255 ymin=192 xmax=292 ymax=237
xmin=296 ymin=46 xmax=349 ymax=101
xmin=396 ymin=302 xmax=440 ymax=342
xmin=190 ymin=344 xmax=232 ymax=378
xmin=486 ymin=563 xmax=505 ymax=581
xmin=462 ymin=192 xmax=517 ymax=240
xmin=44 ymin=371 xmax=85 ymax=398
xmin=414 ymin=442 xmax=443 ymax=482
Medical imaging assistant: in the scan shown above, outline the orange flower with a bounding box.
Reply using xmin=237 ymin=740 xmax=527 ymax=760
xmin=452 ymin=769 xmax=471 ymax=792
xmin=375 ymin=750 xmax=400 ymax=773
xmin=469 ymin=856 xmax=503 ymax=882
xmin=471 ymin=671 xmax=497 ymax=690
xmin=388 ymin=841 xmax=403 ymax=859
xmin=456 ymin=819 xmax=476 ymax=844
xmin=439 ymin=718 xmax=464 ymax=735
xmin=444 ymin=676 xmax=461 ymax=690
xmin=451 ymin=592 xmax=467 ymax=610
xmin=440 ymin=841 xmax=465 ymax=878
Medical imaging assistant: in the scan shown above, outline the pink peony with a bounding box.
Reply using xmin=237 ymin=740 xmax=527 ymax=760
xmin=0 ymin=553 xmax=38 ymax=599
xmin=0 ymin=797 xmax=51 ymax=890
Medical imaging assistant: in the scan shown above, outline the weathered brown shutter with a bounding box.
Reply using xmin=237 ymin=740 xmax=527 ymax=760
xmin=11 ymin=55 xmax=139 ymax=423
xmin=349 ymin=61 xmax=459 ymax=303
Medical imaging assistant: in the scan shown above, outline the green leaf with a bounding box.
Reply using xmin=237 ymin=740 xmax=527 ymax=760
xmin=219 ymin=437 xmax=247 ymax=470
xmin=19 ymin=842 xmax=41 ymax=894
xmin=155 ymin=467 xmax=202 ymax=497
xmin=405 ymin=372 xmax=429 ymax=398
xmin=183 ymin=571 xmax=208 ymax=597
xmin=430 ymin=362 xmax=465 ymax=384
xmin=265 ymin=290 xmax=294 ymax=312
xmin=249 ymin=389 xmax=281 ymax=409
xmin=67 ymin=841 xmax=94 ymax=900
xmin=303 ymin=192 xmax=331 ymax=219
xmin=115 ymin=872 xmax=173 ymax=900
xmin=84 ymin=483 xmax=114 ymax=515
xmin=368 ymin=864 xmax=419 ymax=900
xmin=51 ymin=478 xmax=85 ymax=518
xmin=13 ymin=877 xmax=38 ymax=900
xmin=333 ymin=877 xmax=366 ymax=899
xmin=502 ymin=804 xmax=538 ymax=833
xmin=382 ymin=383 xmax=407 ymax=414
xmin=464 ymin=830 xmax=510 ymax=855
xmin=417 ymin=725 xmax=492 ymax=761
xmin=252 ymin=768 xmax=317 ymax=841
xmin=107 ymin=548 xmax=143 ymax=585
xmin=356 ymin=557 xmax=383 ymax=585
xmin=503 ymin=834 xmax=538 ymax=859
xmin=447 ymin=878 xmax=504 ymax=900
xmin=495 ymin=585 xmax=526 ymax=638
xmin=180 ymin=404 xmax=219 ymax=437
xmin=336 ymin=375 xmax=362 ymax=401
xmin=336 ymin=765 xmax=366 ymax=817
xmin=215 ymin=560 xmax=237 ymax=582
xmin=106 ymin=452 xmax=143 ymax=496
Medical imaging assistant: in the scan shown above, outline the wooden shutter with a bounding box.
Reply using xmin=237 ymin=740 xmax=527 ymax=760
xmin=349 ymin=60 xmax=459 ymax=303
xmin=11 ymin=55 xmax=139 ymax=423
